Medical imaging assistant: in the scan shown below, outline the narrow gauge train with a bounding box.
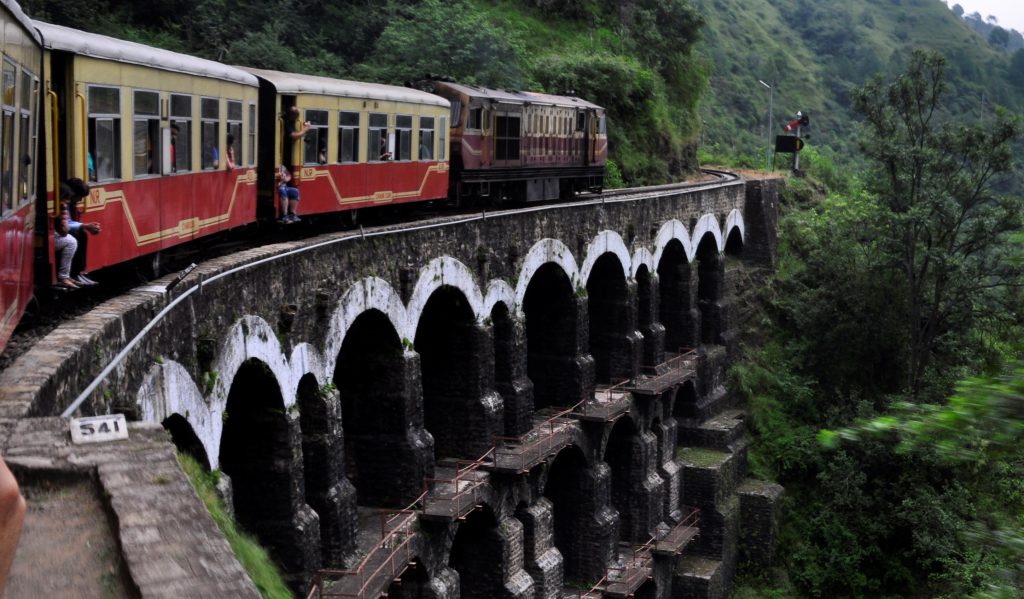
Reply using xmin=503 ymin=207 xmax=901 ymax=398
xmin=0 ymin=7 xmax=607 ymax=352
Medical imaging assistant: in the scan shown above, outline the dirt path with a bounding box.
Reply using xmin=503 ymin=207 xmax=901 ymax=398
xmin=6 ymin=477 xmax=137 ymax=599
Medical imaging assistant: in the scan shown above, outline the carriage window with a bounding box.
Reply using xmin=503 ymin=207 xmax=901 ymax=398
xmin=494 ymin=114 xmax=520 ymax=161
xmin=200 ymin=98 xmax=219 ymax=170
xmin=303 ymin=109 xmax=329 ymax=165
xmin=18 ymin=71 xmax=36 ymax=205
xmin=395 ymin=115 xmax=412 ymax=161
xmin=467 ymin=107 xmax=481 ymax=130
xmin=439 ymin=116 xmax=447 ymax=161
xmin=133 ymin=90 xmax=160 ymax=176
xmin=170 ymin=94 xmax=191 ymax=172
xmin=87 ymin=85 xmax=120 ymax=182
xmin=248 ymin=103 xmax=256 ymax=166
xmin=576 ymin=112 xmax=585 ymax=131
xmin=599 ymin=115 xmax=606 ymax=134
xmin=418 ymin=116 xmax=434 ymax=160
xmin=226 ymin=100 xmax=242 ymax=169
xmin=368 ymin=113 xmax=388 ymax=161
xmin=338 ymin=111 xmax=359 ymax=163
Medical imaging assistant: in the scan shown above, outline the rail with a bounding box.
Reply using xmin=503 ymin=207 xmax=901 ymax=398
xmin=422 ymin=448 xmax=493 ymax=520
xmin=573 ymin=379 xmax=632 ymax=422
xmin=491 ymin=402 xmax=581 ymax=472
xmin=61 ymin=172 xmax=741 ymax=418
xmin=309 ymin=492 xmax=425 ymax=599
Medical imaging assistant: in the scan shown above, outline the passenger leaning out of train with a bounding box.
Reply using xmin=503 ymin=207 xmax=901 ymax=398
xmin=60 ymin=178 xmax=101 ymax=286
xmin=277 ymin=165 xmax=301 ymax=223
xmin=54 ymin=212 xmax=79 ymax=289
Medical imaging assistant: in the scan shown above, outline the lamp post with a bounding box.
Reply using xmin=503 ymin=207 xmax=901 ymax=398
xmin=758 ymin=79 xmax=773 ymax=172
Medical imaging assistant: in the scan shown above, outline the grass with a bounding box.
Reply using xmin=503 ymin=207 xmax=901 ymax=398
xmin=177 ymin=452 xmax=294 ymax=599
xmin=676 ymin=446 xmax=730 ymax=467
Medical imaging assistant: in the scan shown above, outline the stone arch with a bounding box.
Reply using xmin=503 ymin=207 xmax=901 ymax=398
xmin=630 ymin=247 xmax=655 ymax=280
xmin=415 ymin=285 xmax=501 ymax=460
xmin=325 ymin=277 xmax=408 ymax=375
xmin=407 ymin=256 xmax=487 ymax=329
xmin=652 ymin=219 xmax=693 ymax=273
xmin=672 ymin=380 xmax=698 ymax=426
xmin=544 ymin=445 xmax=615 ymax=582
xmin=335 ymin=309 xmax=432 ymax=507
xmin=449 ymin=505 xmax=530 ymax=598
xmin=604 ymin=415 xmax=662 ymax=542
xmin=657 ymin=239 xmax=696 ymax=352
xmin=483 ymin=279 xmax=516 ymax=317
xmin=490 ymin=301 xmax=520 ymax=436
xmin=218 ymin=316 xmax=294 ymax=407
xmin=695 ymin=231 xmax=724 ymax=345
xmin=690 ymin=213 xmax=724 ymax=260
xmin=587 ymin=252 xmax=638 ymax=383
xmin=296 ymin=373 xmax=356 ymax=564
xmin=137 ymin=361 xmax=220 ymax=468
xmin=725 ymin=209 xmax=745 ymax=247
xmin=219 ymin=358 xmax=320 ymax=587
xmin=162 ymin=413 xmax=210 ymax=471
xmin=514 ymin=238 xmax=580 ymax=311
xmin=579 ymin=230 xmax=631 ymax=287
xmin=524 ymin=262 xmax=586 ymax=409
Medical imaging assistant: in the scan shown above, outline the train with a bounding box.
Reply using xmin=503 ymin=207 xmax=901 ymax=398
xmin=0 ymin=0 xmax=607 ymax=352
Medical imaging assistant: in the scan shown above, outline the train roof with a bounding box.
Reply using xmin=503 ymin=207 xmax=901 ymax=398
xmin=430 ymin=81 xmax=603 ymax=111
xmin=3 ymin=0 xmax=40 ymax=44
xmin=33 ymin=21 xmax=258 ymax=87
xmin=242 ymin=68 xmax=450 ymax=108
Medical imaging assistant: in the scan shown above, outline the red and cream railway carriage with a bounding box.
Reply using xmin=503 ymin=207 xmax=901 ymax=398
xmin=0 ymin=0 xmax=40 ymax=350
xmin=423 ymin=80 xmax=607 ymax=203
xmin=243 ymin=69 xmax=450 ymax=220
xmin=37 ymin=21 xmax=260 ymax=273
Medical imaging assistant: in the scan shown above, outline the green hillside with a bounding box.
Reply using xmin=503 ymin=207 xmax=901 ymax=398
xmin=696 ymin=0 xmax=1024 ymax=164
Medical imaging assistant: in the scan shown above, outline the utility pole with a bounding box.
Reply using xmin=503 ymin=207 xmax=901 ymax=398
xmin=758 ymin=79 xmax=773 ymax=171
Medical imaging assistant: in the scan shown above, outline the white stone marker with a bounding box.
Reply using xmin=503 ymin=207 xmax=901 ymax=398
xmin=70 ymin=414 xmax=130 ymax=444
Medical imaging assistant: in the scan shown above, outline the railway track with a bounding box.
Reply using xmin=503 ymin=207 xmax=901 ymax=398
xmin=0 ymin=169 xmax=738 ymax=373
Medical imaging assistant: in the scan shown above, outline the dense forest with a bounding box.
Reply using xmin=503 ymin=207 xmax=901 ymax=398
xmin=21 ymin=1 xmax=1023 ymax=597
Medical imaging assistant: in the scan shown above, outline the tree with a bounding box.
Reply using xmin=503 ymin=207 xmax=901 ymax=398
xmin=851 ymin=50 xmax=1023 ymax=399
xmin=989 ymin=26 xmax=1010 ymax=50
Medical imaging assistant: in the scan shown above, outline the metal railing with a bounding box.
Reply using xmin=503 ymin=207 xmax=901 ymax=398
xmin=492 ymin=402 xmax=580 ymax=472
xmin=629 ymin=348 xmax=698 ymax=395
xmin=422 ymin=449 xmax=493 ymax=520
xmin=309 ymin=492 xmax=425 ymax=599
xmin=654 ymin=506 xmax=700 ymax=555
xmin=577 ymin=541 xmax=654 ymax=598
xmin=574 ymin=379 xmax=632 ymax=421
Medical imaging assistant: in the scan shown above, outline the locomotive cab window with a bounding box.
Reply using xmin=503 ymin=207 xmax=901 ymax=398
xmin=170 ymin=94 xmax=191 ymax=172
xmin=87 ymin=85 xmax=121 ymax=182
xmin=419 ymin=116 xmax=434 ymax=160
xmin=200 ymin=98 xmax=219 ymax=170
xmin=467 ymin=107 xmax=482 ymax=130
xmin=227 ymin=100 xmax=242 ymax=169
xmin=338 ymin=111 xmax=359 ymax=163
xmin=303 ymin=109 xmax=329 ymax=165
xmin=449 ymin=101 xmax=461 ymax=128
xmin=368 ymin=113 xmax=388 ymax=161
xmin=396 ymin=115 xmax=412 ymax=161
xmin=133 ymin=90 xmax=160 ymax=176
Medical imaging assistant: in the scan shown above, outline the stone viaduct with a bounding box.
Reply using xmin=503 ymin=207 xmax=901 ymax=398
xmin=1 ymin=176 xmax=783 ymax=599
